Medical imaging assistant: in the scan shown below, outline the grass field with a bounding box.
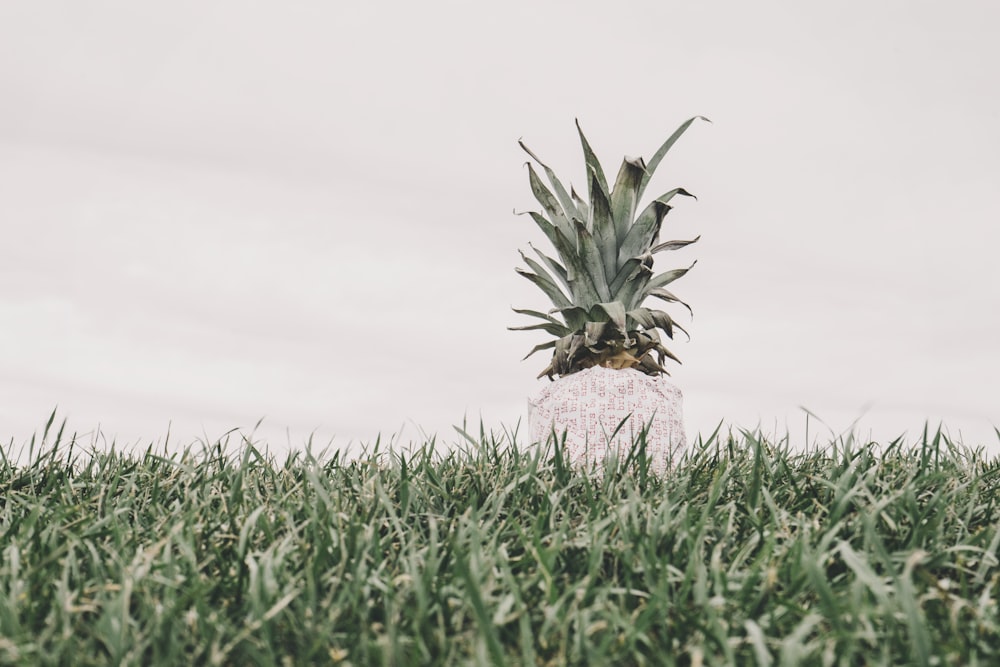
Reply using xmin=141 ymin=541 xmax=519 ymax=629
xmin=1 ymin=416 xmax=999 ymax=666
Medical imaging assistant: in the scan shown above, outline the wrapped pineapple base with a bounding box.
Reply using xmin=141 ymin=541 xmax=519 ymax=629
xmin=528 ymin=366 xmax=687 ymax=475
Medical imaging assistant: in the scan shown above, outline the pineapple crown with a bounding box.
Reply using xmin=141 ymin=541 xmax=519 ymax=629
xmin=511 ymin=117 xmax=708 ymax=380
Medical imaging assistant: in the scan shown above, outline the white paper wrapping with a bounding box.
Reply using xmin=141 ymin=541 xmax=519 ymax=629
xmin=527 ymin=366 xmax=687 ymax=474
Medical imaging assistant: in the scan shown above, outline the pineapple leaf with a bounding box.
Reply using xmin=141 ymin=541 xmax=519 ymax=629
xmin=588 ymin=170 xmax=619 ymax=281
xmin=562 ymin=333 xmax=584 ymax=363
xmin=536 ymin=362 xmax=555 ymax=379
xmin=626 ymin=308 xmax=655 ymax=330
xmin=511 ymin=307 xmax=566 ymax=326
xmin=643 ymin=261 xmax=697 ymax=293
xmin=636 ymin=328 xmax=659 ymax=343
xmin=661 ymin=187 xmax=697 ymax=202
xmin=658 ymin=343 xmax=681 ymax=364
xmin=638 ymin=116 xmax=710 ymax=202
xmin=609 ymin=156 xmax=647 ymax=246
xmin=547 ymin=334 xmax=582 ymax=377
xmin=572 ymin=220 xmax=611 ymax=303
xmin=519 ymin=140 xmax=582 ymax=222
xmin=589 ymin=301 xmax=627 ymax=334
xmin=522 ymin=211 xmax=584 ymax=286
xmin=527 ymin=243 xmax=570 ymax=291
xmin=575 ymin=119 xmax=610 ymax=207
xmin=594 ymin=222 xmax=618 ymax=290
xmin=508 ymin=321 xmax=572 ymax=336
xmin=518 ymin=250 xmax=564 ymax=296
xmin=626 ymin=308 xmax=685 ymax=340
xmin=647 ymin=186 xmax=696 ymax=212
xmin=617 ymin=188 xmax=695 ymax=264
xmin=647 ymin=288 xmax=693 ymax=317
xmin=673 ymin=319 xmax=691 ymax=341
xmin=570 ymin=186 xmax=590 ymax=222
xmin=617 ymin=266 xmax=654 ymax=312
xmin=521 ymin=340 xmax=556 ymax=360
xmin=549 ymin=305 xmax=590 ymax=332
xmin=515 ymin=267 xmax=572 ymax=310
xmin=520 ymin=211 xmax=562 ymax=256
xmin=526 ymin=163 xmax=575 ymax=242
xmin=608 ymin=255 xmax=652 ymax=296
xmin=618 ymin=199 xmax=671 ymax=268
xmin=584 ymin=321 xmax=609 ymax=348
xmin=638 ymin=353 xmax=668 ymax=375
xmin=651 ymin=235 xmax=701 ymax=254
xmin=545 ymin=226 xmax=596 ymax=302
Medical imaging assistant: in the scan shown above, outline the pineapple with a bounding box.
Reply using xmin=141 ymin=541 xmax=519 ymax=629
xmin=512 ymin=117 xmax=707 ymax=380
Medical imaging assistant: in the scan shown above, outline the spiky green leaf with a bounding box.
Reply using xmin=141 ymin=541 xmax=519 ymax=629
xmin=514 ymin=267 xmax=572 ymax=310
xmin=608 ymin=255 xmax=652 ymax=296
xmin=626 ymin=308 xmax=655 ymax=330
xmin=609 ymin=156 xmax=646 ymax=246
xmin=584 ymin=321 xmax=609 ymax=348
xmin=511 ymin=307 xmax=565 ymax=327
xmin=651 ymin=235 xmax=701 ymax=254
xmin=519 ymin=140 xmax=582 ymax=222
xmin=508 ymin=321 xmax=572 ymax=336
xmin=649 ymin=308 xmax=676 ymax=338
xmin=518 ymin=250 xmax=564 ymax=295
xmin=550 ymin=305 xmax=590 ymax=332
xmin=574 ymin=220 xmax=611 ymax=303
xmin=523 ymin=212 xmax=585 ymax=288
xmin=643 ymin=261 xmax=697 ymax=292
xmin=511 ymin=307 xmax=573 ymax=333
xmin=618 ymin=199 xmax=671 ymax=268
xmin=660 ymin=187 xmax=697 ymax=203
xmin=570 ymin=186 xmax=590 ymax=223
xmin=638 ymin=116 xmax=710 ymax=201
xmin=575 ymin=119 xmax=610 ymax=208
xmin=617 ymin=266 xmax=653 ymax=312
xmin=638 ymin=353 xmax=668 ymax=375
xmin=527 ymin=243 xmax=569 ymax=291
xmin=521 ymin=339 xmax=556 ymax=360
xmin=627 ymin=308 xmax=684 ymax=340
xmin=659 ymin=343 xmax=681 ymax=363
xmin=526 ymin=163 xmax=574 ymax=241
xmin=589 ymin=301 xmax=627 ymax=334
xmin=647 ymin=288 xmax=693 ymax=317
xmin=587 ymin=170 xmax=619 ymax=280
xmin=520 ymin=211 xmax=562 ymax=257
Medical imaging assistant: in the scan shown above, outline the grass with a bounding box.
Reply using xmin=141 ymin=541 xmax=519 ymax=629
xmin=1 ymin=416 xmax=999 ymax=666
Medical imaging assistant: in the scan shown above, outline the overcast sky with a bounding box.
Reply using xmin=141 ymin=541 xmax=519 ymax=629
xmin=2 ymin=0 xmax=998 ymax=458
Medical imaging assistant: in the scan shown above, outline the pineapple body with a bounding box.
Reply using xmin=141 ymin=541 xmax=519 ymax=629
xmin=528 ymin=366 xmax=687 ymax=475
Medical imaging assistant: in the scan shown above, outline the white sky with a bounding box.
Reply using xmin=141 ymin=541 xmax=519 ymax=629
xmin=2 ymin=0 xmax=998 ymax=457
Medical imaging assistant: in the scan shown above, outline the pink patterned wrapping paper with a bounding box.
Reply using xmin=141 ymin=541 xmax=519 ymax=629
xmin=527 ymin=366 xmax=688 ymax=475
